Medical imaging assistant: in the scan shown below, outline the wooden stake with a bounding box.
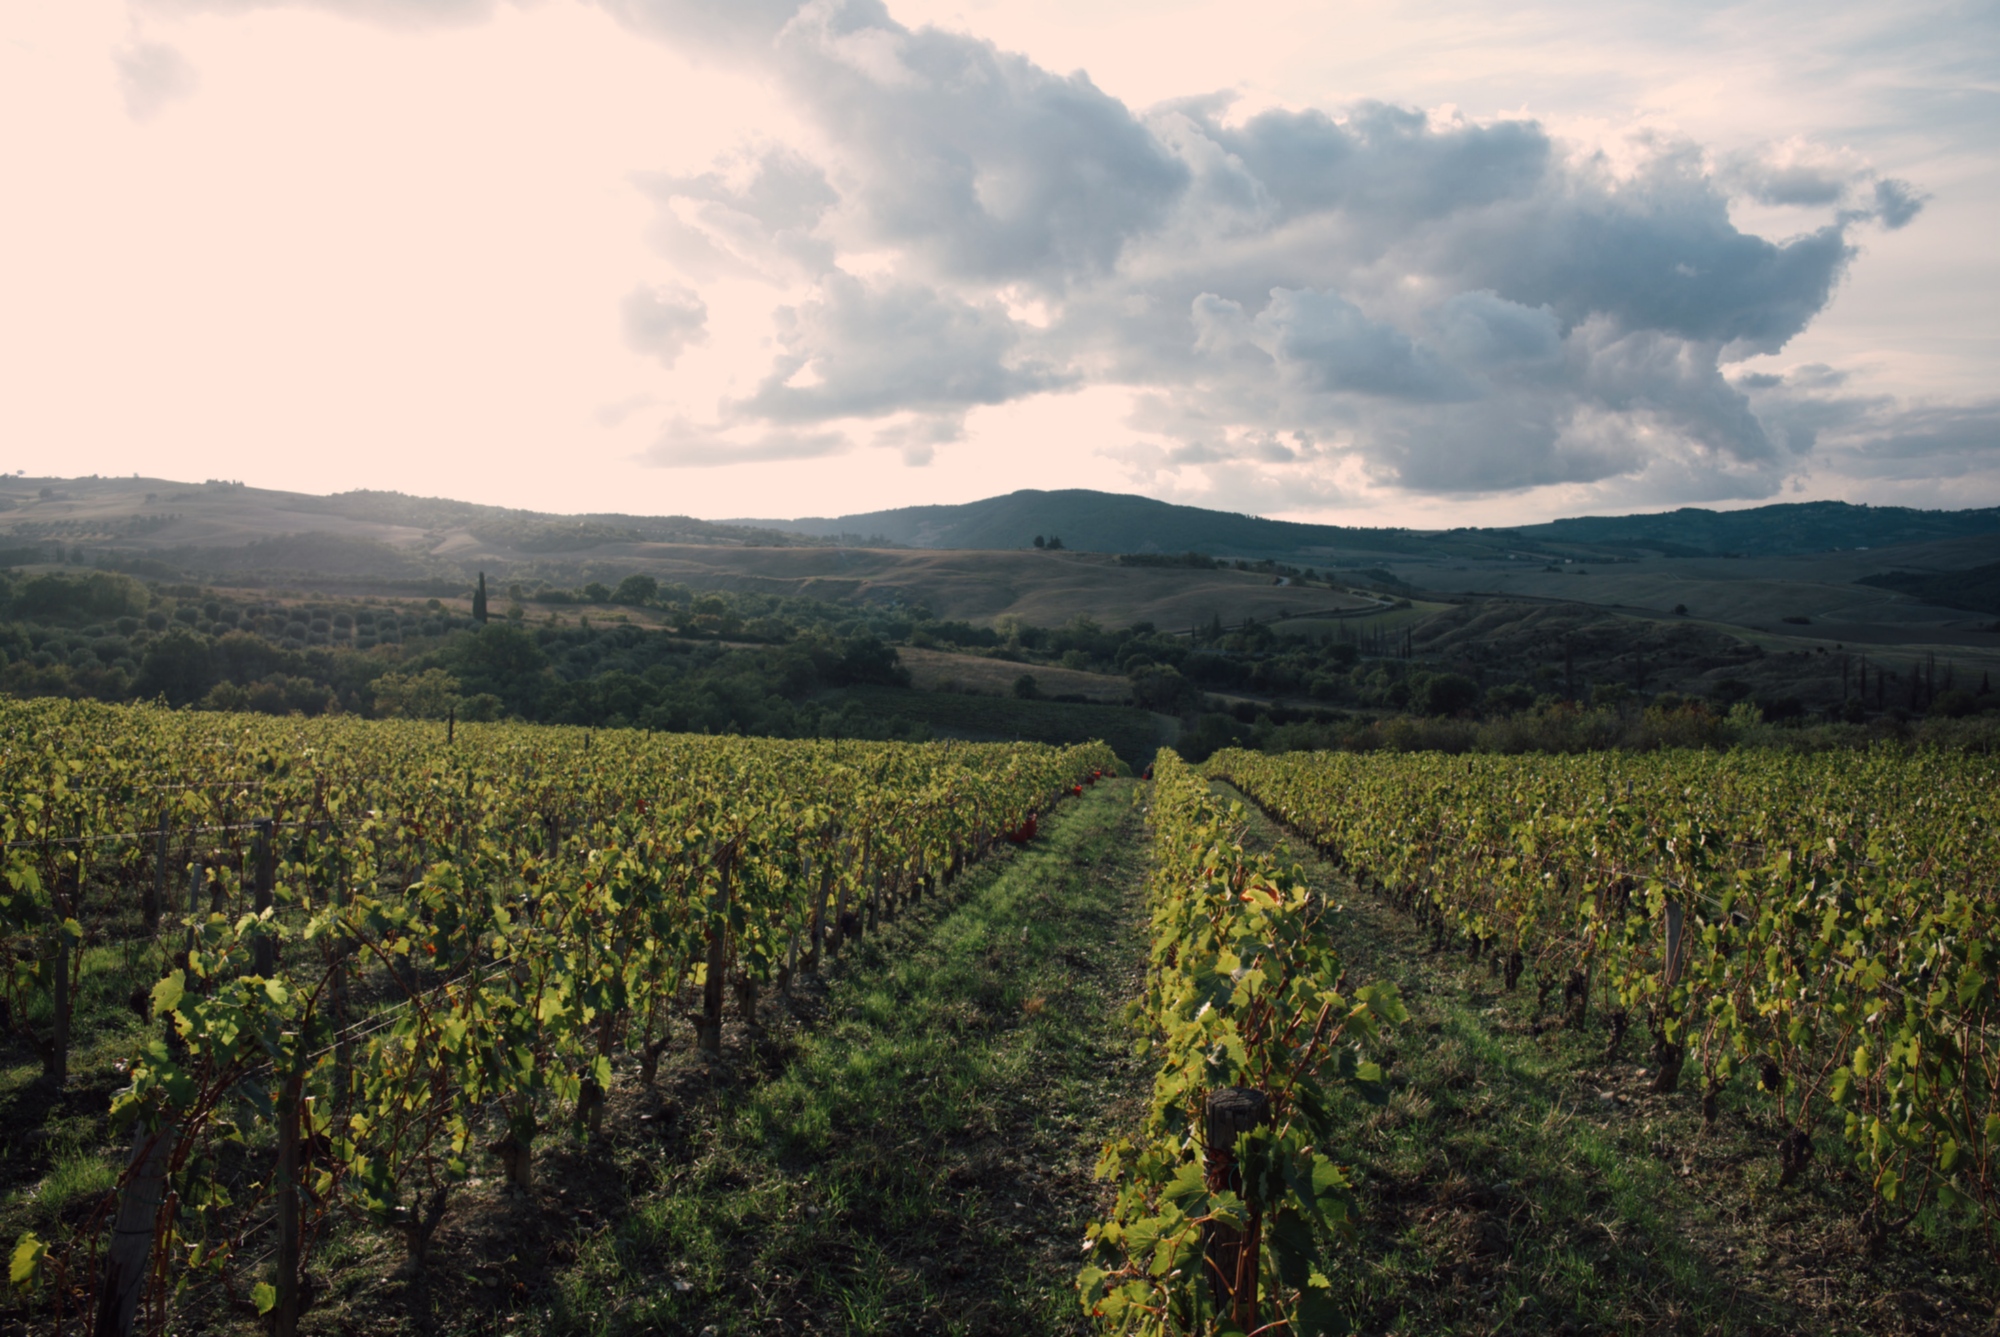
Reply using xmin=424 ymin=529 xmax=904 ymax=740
xmin=1203 ymin=1087 xmax=1269 ymax=1330
xmin=805 ymin=864 xmax=827 ymax=975
xmin=182 ymin=861 xmax=202 ymax=969
xmin=146 ymin=820 xmax=166 ymax=936
xmin=698 ymin=854 xmax=732 ymax=1056
xmin=1663 ymin=900 xmax=1686 ymax=987
xmin=273 ymin=1068 xmax=303 ymax=1337
xmin=47 ymin=910 xmax=71 ymax=1086
xmin=93 ymin=1119 xmax=175 ymax=1337
xmin=252 ymin=819 xmax=276 ymax=977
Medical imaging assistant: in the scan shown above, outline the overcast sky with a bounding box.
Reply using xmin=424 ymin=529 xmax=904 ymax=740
xmin=4 ymin=0 xmax=1995 ymax=526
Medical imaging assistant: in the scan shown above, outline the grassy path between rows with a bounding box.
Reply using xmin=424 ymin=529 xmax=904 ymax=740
xmin=1216 ymin=781 xmax=1999 ymax=1337
xmin=316 ymin=777 xmax=1149 ymax=1337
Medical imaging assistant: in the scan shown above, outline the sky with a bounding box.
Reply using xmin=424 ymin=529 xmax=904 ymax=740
xmin=3 ymin=0 xmax=1995 ymax=527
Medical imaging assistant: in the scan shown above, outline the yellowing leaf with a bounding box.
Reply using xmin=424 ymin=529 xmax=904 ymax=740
xmin=10 ymin=1232 xmax=47 ymax=1288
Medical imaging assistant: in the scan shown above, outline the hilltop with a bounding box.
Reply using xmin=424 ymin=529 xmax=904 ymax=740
xmin=742 ymin=488 xmax=2000 ymax=562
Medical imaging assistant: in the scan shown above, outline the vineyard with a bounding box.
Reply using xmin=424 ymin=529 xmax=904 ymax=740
xmin=0 ymin=698 xmax=1113 ymax=1333
xmin=7 ymin=695 xmax=2000 ymax=1335
xmin=1082 ymin=751 xmax=1405 ymax=1335
xmin=1206 ymin=746 xmax=2000 ymax=1248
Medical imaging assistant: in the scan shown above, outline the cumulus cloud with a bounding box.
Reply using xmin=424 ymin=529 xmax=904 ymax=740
xmin=870 ymin=412 xmax=965 ymax=466
xmin=737 ymin=270 xmax=1071 ymax=422
xmin=1736 ymin=368 xmax=2000 ymax=483
xmin=137 ymin=0 xmax=504 ymax=27
xmin=1869 ymin=178 xmax=1927 ymax=229
xmin=162 ymin=0 xmax=1957 ymax=505
xmin=115 ymin=40 xmax=200 ymax=121
xmin=620 ymin=283 xmax=708 ymax=367
xmin=637 ymin=146 xmax=837 ymax=281
xmin=1719 ymin=139 xmax=1859 ymax=207
xmin=767 ymin=2 xmax=1189 ymax=289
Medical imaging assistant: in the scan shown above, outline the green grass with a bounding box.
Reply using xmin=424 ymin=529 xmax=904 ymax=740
xmin=18 ymin=769 xmax=1998 ymax=1337
xmin=0 ymin=937 xmax=163 ymax=1252
xmin=1216 ymin=781 xmax=2000 ymax=1337
xmin=310 ymin=777 xmax=1151 ymax=1337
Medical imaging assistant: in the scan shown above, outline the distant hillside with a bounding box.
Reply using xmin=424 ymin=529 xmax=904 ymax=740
xmin=0 ymin=476 xmax=830 ymax=591
xmin=9 ymin=477 xmax=2000 ymax=654
xmin=746 ymin=490 xmax=2000 ymax=561
xmin=1858 ymin=561 xmax=2000 ymax=615
xmin=1512 ymin=501 xmax=2000 ymax=558
xmin=743 ymin=489 xmax=1429 ymax=557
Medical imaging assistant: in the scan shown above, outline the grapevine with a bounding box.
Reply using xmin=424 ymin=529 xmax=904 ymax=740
xmin=1207 ymin=745 xmax=2000 ymax=1246
xmin=1081 ymin=751 xmax=1404 ymax=1335
xmin=1 ymin=697 xmax=1113 ymax=1333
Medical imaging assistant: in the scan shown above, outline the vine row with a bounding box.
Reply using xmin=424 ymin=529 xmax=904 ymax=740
xmin=1207 ymin=745 xmax=2000 ymax=1248
xmin=2 ymin=697 xmax=1114 ymax=1333
xmin=1081 ymin=750 xmax=1403 ymax=1335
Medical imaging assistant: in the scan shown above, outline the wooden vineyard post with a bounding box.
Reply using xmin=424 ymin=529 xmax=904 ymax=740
xmin=45 ymin=852 xmax=82 ymax=1085
xmin=331 ymin=850 xmax=351 ymax=1097
xmin=94 ymin=1118 xmax=175 ymax=1337
xmin=48 ymin=899 xmax=71 ymax=1087
xmin=273 ymin=1067 xmax=304 ymax=1337
xmin=1653 ymin=899 xmax=1687 ymax=1094
xmin=1663 ymin=900 xmax=1685 ymax=987
xmin=146 ymin=818 xmax=166 ymax=935
xmin=698 ymin=852 xmax=732 ymax=1057
xmin=182 ymin=861 xmax=202 ymax=968
xmin=805 ymin=864 xmax=827 ymax=976
xmin=252 ymin=818 xmax=276 ymax=977
xmin=830 ymin=875 xmax=850 ymax=960
xmin=1203 ymin=1087 xmax=1269 ymax=1331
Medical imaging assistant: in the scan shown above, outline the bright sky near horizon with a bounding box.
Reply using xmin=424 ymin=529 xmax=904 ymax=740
xmin=3 ymin=0 xmax=1995 ymax=526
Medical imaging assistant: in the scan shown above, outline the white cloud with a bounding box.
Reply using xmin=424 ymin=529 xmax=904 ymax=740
xmin=138 ymin=0 xmax=505 ymax=28
xmin=115 ymin=39 xmax=199 ymax=121
xmin=738 ymin=269 xmax=1072 ymax=422
xmin=620 ymin=282 xmax=707 ymax=367
xmin=640 ymin=416 xmax=850 ymax=467
xmin=32 ymin=0 xmax=1989 ymax=519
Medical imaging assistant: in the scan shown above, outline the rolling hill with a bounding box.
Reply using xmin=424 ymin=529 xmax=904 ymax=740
xmin=743 ymin=489 xmax=2000 ymax=561
xmin=6 ymin=477 xmax=1999 ymax=661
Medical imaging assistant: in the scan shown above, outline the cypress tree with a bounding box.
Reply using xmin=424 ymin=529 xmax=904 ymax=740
xmin=473 ymin=572 xmax=489 ymax=624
